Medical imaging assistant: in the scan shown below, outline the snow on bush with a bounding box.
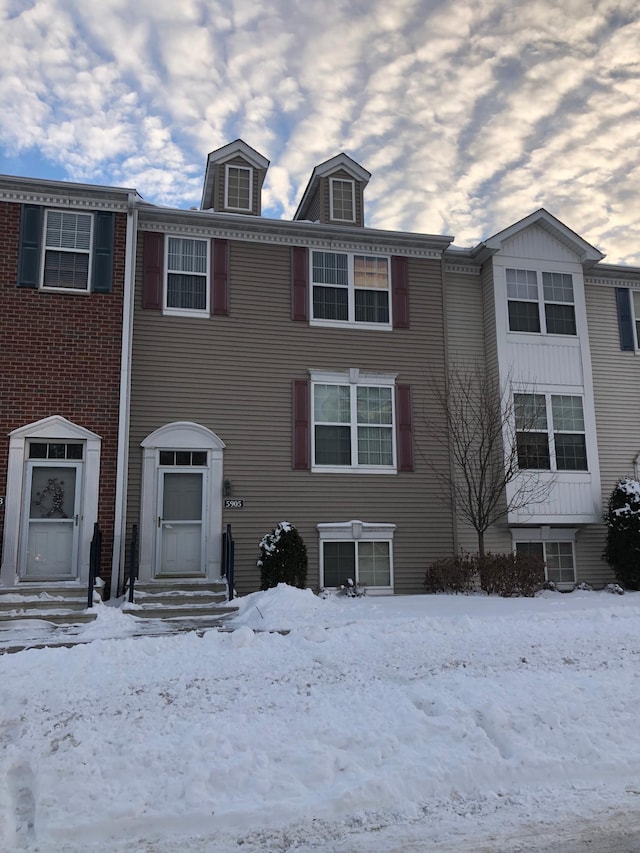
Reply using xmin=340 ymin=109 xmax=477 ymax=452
xmin=603 ymin=477 xmax=640 ymax=590
xmin=257 ymin=521 xmax=308 ymax=590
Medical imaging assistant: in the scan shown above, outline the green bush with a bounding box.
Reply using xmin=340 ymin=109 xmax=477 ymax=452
xmin=603 ymin=478 xmax=640 ymax=590
xmin=478 ymin=552 xmax=545 ymax=597
xmin=424 ymin=554 xmax=477 ymax=594
xmin=257 ymin=521 xmax=308 ymax=590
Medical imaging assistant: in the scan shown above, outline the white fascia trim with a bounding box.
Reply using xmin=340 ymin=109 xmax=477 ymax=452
xmin=111 ymin=194 xmax=138 ymax=599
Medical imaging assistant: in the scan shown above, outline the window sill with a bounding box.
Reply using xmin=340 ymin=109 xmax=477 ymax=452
xmin=312 ymin=465 xmax=397 ymax=475
xmin=310 ymin=319 xmax=393 ymax=332
xmin=507 ymin=331 xmax=580 ymax=343
xmin=162 ymin=308 xmax=210 ymax=319
xmin=40 ymin=286 xmax=91 ymax=295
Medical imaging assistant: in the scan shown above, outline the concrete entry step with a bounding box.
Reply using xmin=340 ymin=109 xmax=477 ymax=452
xmin=0 ymin=583 xmax=100 ymax=627
xmin=124 ymin=578 xmax=237 ymax=622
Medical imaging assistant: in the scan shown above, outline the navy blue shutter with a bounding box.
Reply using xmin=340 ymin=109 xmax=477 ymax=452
xmin=17 ymin=205 xmax=43 ymax=288
xmin=616 ymin=288 xmax=635 ymax=351
xmin=92 ymin=211 xmax=115 ymax=293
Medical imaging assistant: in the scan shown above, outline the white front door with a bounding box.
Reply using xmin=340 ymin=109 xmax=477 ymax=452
xmin=156 ymin=468 xmax=206 ymax=576
xmin=20 ymin=460 xmax=82 ymax=580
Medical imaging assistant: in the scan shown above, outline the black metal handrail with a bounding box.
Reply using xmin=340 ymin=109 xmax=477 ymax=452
xmin=87 ymin=522 xmax=102 ymax=609
xmin=128 ymin=523 xmax=139 ymax=604
xmin=221 ymin=523 xmax=235 ymax=602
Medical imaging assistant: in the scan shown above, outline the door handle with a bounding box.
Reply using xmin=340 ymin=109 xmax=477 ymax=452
xmin=158 ymin=516 xmax=161 ymax=528
xmin=74 ymin=514 xmax=79 ymax=526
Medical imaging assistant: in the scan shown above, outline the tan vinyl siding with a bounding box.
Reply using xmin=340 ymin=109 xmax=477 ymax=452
xmin=129 ymin=235 xmax=454 ymax=594
xmin=583 ymin=278 xmax=639 ymax=584
xmin=480 ymin=259 xmax=499 ymax=386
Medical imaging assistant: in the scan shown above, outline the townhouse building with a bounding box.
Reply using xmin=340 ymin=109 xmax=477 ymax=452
xmin=0 ymin=175 xmax=136 ymax=606
xmin=1 ymin=141 xmax=639 ymax=618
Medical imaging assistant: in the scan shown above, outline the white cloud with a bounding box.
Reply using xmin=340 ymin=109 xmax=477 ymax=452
xmin=0 ymin=0 xmax=639 ymax=260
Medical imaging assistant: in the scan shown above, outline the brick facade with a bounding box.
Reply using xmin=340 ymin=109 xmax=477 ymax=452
xmin=0 ymin=202 xmax=126 ymax=585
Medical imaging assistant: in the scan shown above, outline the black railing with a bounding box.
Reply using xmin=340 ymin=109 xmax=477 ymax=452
xmin=87 ymin=522 xmax=102 ymax=609
xmin=221 ymin=523 xmax=235 ymax=602
xmin=128 ymin=523 xmax=139 ymax=604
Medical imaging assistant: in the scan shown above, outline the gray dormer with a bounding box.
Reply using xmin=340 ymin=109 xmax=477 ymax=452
xmin=294 ymin=153 xmax=371 ymax=227
xmin=201 ymin=139 xmax=269 ymax=215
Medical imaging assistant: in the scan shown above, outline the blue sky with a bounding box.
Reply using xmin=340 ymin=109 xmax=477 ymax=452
xmin=1 ymin=0 xmax=639 ymax=263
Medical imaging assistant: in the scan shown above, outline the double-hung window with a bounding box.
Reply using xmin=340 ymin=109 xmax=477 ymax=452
xmin=318 ymin=520 xmax=395 ymax=590
xmin=515 ymin=393 xmax=587 ymax=471
xmin=165 ymin=237 xmax=209 ymax=315
xmin=225 ymin=165 xmax=252 ymax=211
xmin=42 ymin=210 xmax=93 ymax=291
xmin=311 ymin=251 xmax=390 ymax=327
xmin=312 ymin=372 xmax=396 ymax=472
xmin=329 ymin=178 xmax=355 ymax=222
xmin=507 ymin=268 xmax=576 ymax=335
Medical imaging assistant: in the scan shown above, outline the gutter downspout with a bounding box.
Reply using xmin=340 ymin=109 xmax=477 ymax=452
xmin=110 ymin=192 xmax=138 ymax=598
xmin=440 ymin=252 xmax=459 ymax=557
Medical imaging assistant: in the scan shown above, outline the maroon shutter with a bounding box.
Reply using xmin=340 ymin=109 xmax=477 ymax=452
xmin=291 ymin=247 xmax=309 ymax=321
xmin=142 ymin=232 xmax=164 ymax=309
xmin=212 ymin=238 xmax=229 ymax=316
xmin=396 ymin=384 xmax=414 ymax=472
xmin=292 ymin=379 xmax=311 ymax=470
xmin=391 ymin=256 xmax=409 ymax=329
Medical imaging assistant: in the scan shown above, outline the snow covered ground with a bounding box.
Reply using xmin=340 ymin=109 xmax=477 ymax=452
xmin=2 ymin=585 xmax=640 ymax=852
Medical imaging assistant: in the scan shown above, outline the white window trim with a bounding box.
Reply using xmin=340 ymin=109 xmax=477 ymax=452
xmin=515 ymin=391 xmax=588 ymax=473
xmin=309 ymin=250 xmax=392 ymax=331
xmin=40 ymin=209 xmax=93 ymax=294
xmin=224 ymin=164 xmax=253 ymax=212
xmin=631 ymin=290 xmax=640 ymax=351
xmin=329 ymin=177 xmax=356 ymax=223
xmin=510 ymin=527 xmax=577 ymax=586
xmin=506 ymin=267 xmax=576 ymax=337
xmin=317 ymin=520 xmax=396 ymax=593
xmin=310 ymin=369 xmax=397 ymax=474
xmin=1 ymin=416 xmax=101 ymax=587
xmin=163 ymin=235 xmax=210 ymax=318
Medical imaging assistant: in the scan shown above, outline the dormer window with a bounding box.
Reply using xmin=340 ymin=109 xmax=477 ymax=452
xmin=225 ymin=165 xmax=252 ymax=211
xmin=330 ymin=178 xmax=355 ymax=222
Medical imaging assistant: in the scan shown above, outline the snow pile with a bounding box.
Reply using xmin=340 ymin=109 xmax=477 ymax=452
xmin=1 ymin=587 xmax=640 ymax=852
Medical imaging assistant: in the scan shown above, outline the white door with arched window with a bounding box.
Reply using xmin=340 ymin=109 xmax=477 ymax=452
xmin=1 ymin=416 xmax=101 ymax=587
xmin=139 ymin=423 xmax=225 ymax=581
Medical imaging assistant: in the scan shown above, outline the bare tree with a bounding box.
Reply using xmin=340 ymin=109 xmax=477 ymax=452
xmin=423 ymin=364 xmax=554 ymax=558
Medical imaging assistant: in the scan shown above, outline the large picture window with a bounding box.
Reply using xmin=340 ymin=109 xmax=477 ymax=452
xmin=311 ymin=250 xmax=390 ymax=327
xmin=312 ymin=373 xmax=395 ymax=471
xmin=42 ymin=210 xmax=93 ymax=291
xmin=515 ymin=393 xmax=587 ymax=471
xmin=507 ymin=268 xmax=576 ymax=335
xmin=165 ymin=237 xmax=209 ymax=314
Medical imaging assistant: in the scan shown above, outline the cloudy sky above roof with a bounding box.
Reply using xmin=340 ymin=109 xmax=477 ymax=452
xmin=1 ymin=0 xmax=639 ymax=262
